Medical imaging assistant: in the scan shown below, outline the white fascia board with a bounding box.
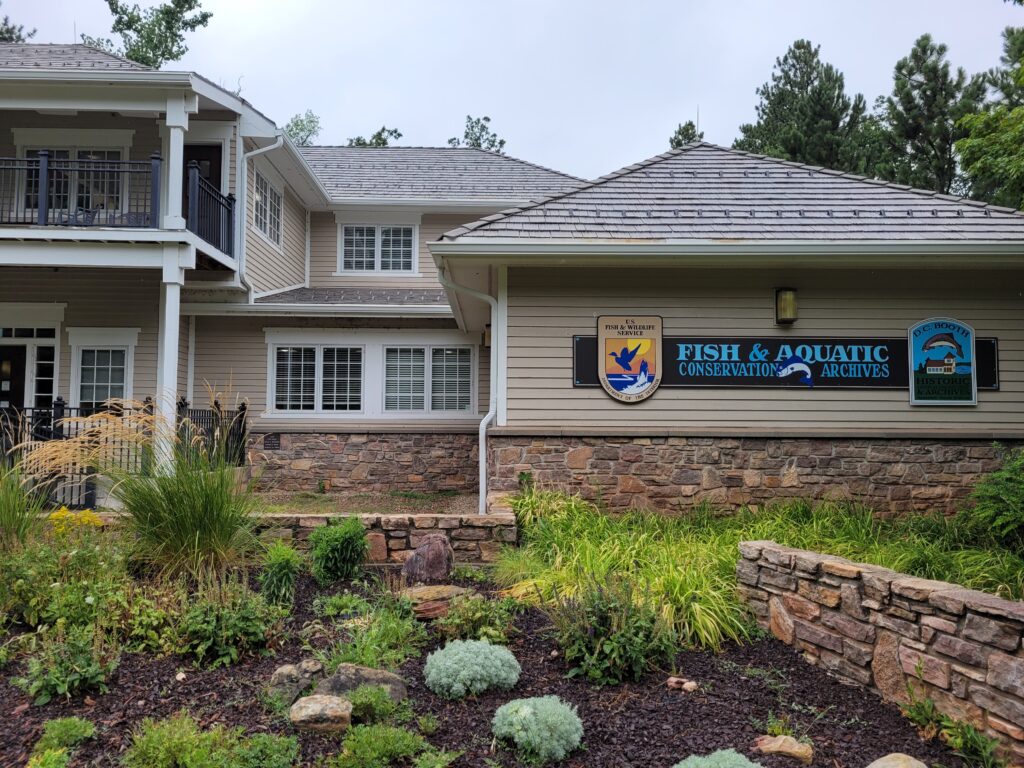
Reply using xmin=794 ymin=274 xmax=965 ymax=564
xmin=181 ymin=302 xmax=454 ymax=318
xmin=0 ymin=69 xmax=193 ymax=87
xmin=278 ymin=138 xmax=332 ymax=205
xmin=0 ymin=238 xmax=194 ymax=270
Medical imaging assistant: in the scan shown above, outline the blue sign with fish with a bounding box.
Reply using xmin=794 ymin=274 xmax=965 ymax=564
xmin=909 ymin=318 xmax=976 ymax=405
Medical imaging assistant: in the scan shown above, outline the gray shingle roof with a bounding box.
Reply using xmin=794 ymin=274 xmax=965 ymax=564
xmin=254 ymin=287 xmax=448 ymax=306
xmin=298 ymin=146 xmax=583 ymax=203
xmin=0 ymin=43 xmax=150 ymax=71
xmin=442 ymin=143 xmax=1024 ymax=242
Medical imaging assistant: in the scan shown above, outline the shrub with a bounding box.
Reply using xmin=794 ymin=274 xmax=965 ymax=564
xmin=349 ymin=684 xmax=402 ymax=723
xmin=423 ymin=639 xmax=520 ymax=699
xmin=32 ymin=717 xmax=95 ymax=757
xmin=176 ymin=585 xmax=285 ymax=668
xmin=491 ymin=695 xmax=583 ymax=765
xmin=229 ymin=733 xmax=300 ymax=768
xmin=0 ymin=462 xmax=45 ymax=551
xmin=413 ymin=751 xmax=462 ymax=768
xmin=27 ymin=750 xmax=69 ymax=768
xmin=321 ymin=599 xmax=425 ymax=671
xmin=108 ymin=581 xmax=185 ymax=654
xmin=309 ymin=517 xmax=368 ymax=585
xmin=331 ymin=724 xmax=426 ymax=768
xmin=313 ymin=592 xmax=370 ymax=619
xmin=547 ymin=575 xmax=675 ymax=685
xmin=966 ymin=446 xmax=1024 ymax=552
xmin=672 ymin=749 xmax=763 ymax=768
xmin=259 ymin=541 xmax=303 ymax=607
xmin=13 ymin=622 xmax=119 ymax=705
xmin=435 ymin=595 xmax=519 ymax=644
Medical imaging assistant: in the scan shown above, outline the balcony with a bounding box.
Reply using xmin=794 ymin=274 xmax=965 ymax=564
xmin=0 ymin=151 xmax=235 ymax=257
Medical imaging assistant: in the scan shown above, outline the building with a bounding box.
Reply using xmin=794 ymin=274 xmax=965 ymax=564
xmin=925 ymin=355 xmax=957 ymax=375
xmin=2 ymin=43 xmax=1023 ymax=515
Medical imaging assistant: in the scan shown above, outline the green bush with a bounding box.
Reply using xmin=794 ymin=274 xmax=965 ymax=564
xmin=331 ymin=724 xmax=426 ymax=768
xmin=176 ymin=585 xmax=284 ymax=668
xmin=313 ymin=592 xmax=370 ymax=619
xmin=966 ymin=446 xmax=1024 ymax=553
xmin=309 ymin=517 xmax=368 ymax=585
xmin=259 ymin=541 xmax=303 ymax=607
xmin=320 ymin=599 xmax=425 ymax=671
xmin=349 ymin=684 xmax=402 ymax=723
xmin=33 ymin=717 xmax=95 ymax=757
xmin=435 ymin=595 xmax=519 ymax=644
xmin=14 ymin=622 xmax=119 ymax=705
xmin=547 ymin=575 xmax=675 ymax=685
xmin=229 ymin=733 xmax=300 ymax=768
xmin=491 ymin=695 xmax=583 ymax=765
xmin=423 ymin=639 xmax=520 ymax=699
xmin=0 ymin=462 xmax=45 ymax=551
xmin=672 ymin=749 xmax=763 ymax=768
xmin=27 ymin=750 xmax=70 ymax=768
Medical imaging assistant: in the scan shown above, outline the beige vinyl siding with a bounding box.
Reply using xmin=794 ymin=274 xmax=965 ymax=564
xmin=504 ymin=266 xmax=1024 ymax=434
xmin=244 ymin=155 xmax=307 ymax=295
xmin=0 ymin=267 xmax=161 ymax=401
xmin=191 ymin=315 xmax=487 ymax=430
xmin=309 ymin=213 xmax=475 ymax=289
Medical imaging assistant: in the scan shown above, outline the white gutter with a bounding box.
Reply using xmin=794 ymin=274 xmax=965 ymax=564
xmin=238 ymin=133 xmax=285 ymax=301
xmin=181 ymin=302 xmax=453 ymax=318
xmin=436 ymin=268 xmax=497 ymax=516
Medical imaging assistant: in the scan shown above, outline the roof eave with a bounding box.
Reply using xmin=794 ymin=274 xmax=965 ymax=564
xmin=182 ymin=302 xmax=453 ymax=318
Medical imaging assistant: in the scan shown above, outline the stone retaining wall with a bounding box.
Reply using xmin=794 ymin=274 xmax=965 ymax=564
xmin=248 ymin=432 xmax=478 ymax=493
xmin=490 ymin=435 xmax=1006 ymax=513
xmin=738 ymin=541 xmax=1024 ymax=761
xmin=256 ymin=512 xmax=516 ymax=564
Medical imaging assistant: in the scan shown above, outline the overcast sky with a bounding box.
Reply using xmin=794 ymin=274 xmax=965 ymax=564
xmin=8 ymin=0 xmax=1024 ymax=179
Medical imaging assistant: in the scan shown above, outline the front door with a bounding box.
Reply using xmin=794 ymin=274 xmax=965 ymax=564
xmin=0 ymin=345 xmax=27 ymax=413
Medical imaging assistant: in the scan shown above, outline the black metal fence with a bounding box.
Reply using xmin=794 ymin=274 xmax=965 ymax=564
xmin=0 ymin=151 xmax=162 ymax=228
xmin=186 ymin=161 xmax=235 ymax=256
xmin=0 ymin=397 xmax=248 ymax=509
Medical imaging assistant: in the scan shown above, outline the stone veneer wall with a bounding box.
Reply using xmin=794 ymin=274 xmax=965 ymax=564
xmin=248 ymin=432 xmax=478 ymax=493
xmin=490 ymin=435 xmax=1006 ymax=513
xmin=738 ymin=541 xmax=1024 ymax=760
xmin=256 ymin=512 xmax=516 ymax=564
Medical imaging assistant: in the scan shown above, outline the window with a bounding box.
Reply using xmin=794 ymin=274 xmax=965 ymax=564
xmin=78 ymin=348 xmax=127 ymax=411
xmin=431 ymin=347 xmax=472 ymax=411
xmin=340 ymin=224 xmax=416 ymax=273
xmin=274 ymin=346 xmax=315 ymax=411
xmin=254 ymin=170 xmax=282 ymax=245
xmin=273 ymin=345 xmax=363 ymax=413
xmin=322 ymin=347 xmax=362 ymax=411
xmin=24 ymin=148 xmax=125 ymax=217
xmin=384 ymin=346 xmax=473 ymax=413
xmin=384 ymin=347 xmax=426 ymax=411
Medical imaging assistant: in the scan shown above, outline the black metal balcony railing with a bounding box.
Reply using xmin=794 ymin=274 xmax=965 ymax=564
xmin=0 ymin=150 xmax=161 ymax=228
xmin=186 ymin=161 xmax=235 ymax=256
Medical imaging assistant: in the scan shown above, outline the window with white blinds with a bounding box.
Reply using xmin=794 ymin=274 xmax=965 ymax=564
xmin=274 ymin=346 xmax=316 ymax=411
xmin=431 ymin=347 xmax=472 ymax=411
xmin=384 ymin=347 xmax=426 ymax=411
xmin=340 ymin=224 xmax=416 ymax=273
xmin=274 ymin=345 xmax=362 ymax=412
xmin=322 ymin=347 xmax=362 ymax=411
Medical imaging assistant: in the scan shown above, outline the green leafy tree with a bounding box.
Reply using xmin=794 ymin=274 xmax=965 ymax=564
xmin=0 ymin=1 xmax=35 ymax=42
xmin=988 ymin=27 xmax=1024 ymax=107
xmin=81 ymin=0 xmax=212 ymax=68
xmin=284 ymin=110 xmax=321 ymax=147
xmin=669 ymin=120 xmax=704 ymax=148
xmin=881 ymin=34 xmax=985 ymax=194
xmin=448 ymin=115 xmax=506 ymax=154
xmin=346 ymin=126 xmax=402 ymax=147
xmin=733 ymin=39 xmax=874 ymax=173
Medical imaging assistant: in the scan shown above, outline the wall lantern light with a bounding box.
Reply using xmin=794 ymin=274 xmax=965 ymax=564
xmin=775 ymin=288 xmax=798 ymax=325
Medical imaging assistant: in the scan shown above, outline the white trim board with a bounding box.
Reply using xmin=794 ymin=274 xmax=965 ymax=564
xmin=11 ymin=127 xmax=135 ymax=153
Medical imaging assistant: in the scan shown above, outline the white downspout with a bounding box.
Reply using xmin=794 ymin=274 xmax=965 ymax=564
xmin=437 ymin=268 xmax=497 ymax=515
xmin=238 ymin=133 xmax=285 ymax=302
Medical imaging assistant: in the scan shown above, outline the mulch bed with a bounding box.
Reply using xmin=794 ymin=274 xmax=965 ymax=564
xmin=1 ymin=573 xmax=962 ymax=768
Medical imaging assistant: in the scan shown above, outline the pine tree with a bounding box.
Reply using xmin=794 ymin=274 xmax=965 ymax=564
xmin=882 ymin=34 xmax=985 ymax=194
xmin=669 ymin=120 xmax=703 ymax=149
xmin=0 ymin=1 xmax=35 ymax=42
xmin=988 ymin=27 xmax=1024 ymax=107
xmin=733 ymin=39 xmax=872 ymax=172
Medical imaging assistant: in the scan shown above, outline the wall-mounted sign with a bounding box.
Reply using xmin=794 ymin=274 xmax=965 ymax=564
xmin=262 ymin=433 xmax=281 ymax=450
xmin=909 ymin=318 xmax=977 ymax=406
xmin=573 ymin=335 xmax=999 ymax=391
xmin=598 ymin=316 xmax=663 ymax=403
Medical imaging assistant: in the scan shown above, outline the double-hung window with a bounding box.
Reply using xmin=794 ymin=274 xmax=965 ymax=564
xmin=254 ymin=170 xmax=282 ymax=246
xmin=273 ymin=345 xmax=363 ymax=413
xmin=340 ymin=224 xmax=416 ymax=273
xmin=384 ymin=345 xmax=472 ymax=413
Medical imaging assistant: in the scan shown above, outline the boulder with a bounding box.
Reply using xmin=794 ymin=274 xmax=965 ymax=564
xmin=754 ymin=735 xmax=813 ymax=764
xmin=289 ymin=695 xmax=352 ymax=734
xmin=315 ymin=663 xmax=408 ymax=703
xmin=267 ymin=658 xmax=324 ymax=706
xmin=413 ymin=600 xmax=450 ymax=621
xmin=865 ymin=755 xmax=928 ymax=768
xmin=400 ymin=584 xmax=475 ymax=605
xmin=402 ymin=533 xmax=455 ymax=585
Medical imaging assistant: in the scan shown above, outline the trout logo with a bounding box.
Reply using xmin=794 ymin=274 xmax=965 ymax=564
xmin=598 ymin=315 xmax=663 ymax=403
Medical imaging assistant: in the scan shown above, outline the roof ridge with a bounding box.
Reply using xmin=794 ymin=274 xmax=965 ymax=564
xmin=441 ymin=142 xmax=705 ymax=240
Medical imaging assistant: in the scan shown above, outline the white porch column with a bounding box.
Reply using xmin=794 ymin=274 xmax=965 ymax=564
xmin=163 ymin=94 xmax=189 ymax=229
xmin=155 ymin=248 xmax=185 ymax=465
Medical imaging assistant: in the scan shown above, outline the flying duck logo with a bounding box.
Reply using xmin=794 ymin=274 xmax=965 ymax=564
xmin=775 ymin=354 xmax=814 ymax=388
xmin=598 ymin=315 xmax=663 ymax=403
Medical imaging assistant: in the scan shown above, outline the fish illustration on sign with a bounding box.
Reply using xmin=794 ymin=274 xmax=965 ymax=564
xmin=921 ymin=332 xmax=964 ymax=359
xmin=775 ymin=354 xmax=814 ymax=388
xmin=598 ymin=316 xmax=663 ymax=403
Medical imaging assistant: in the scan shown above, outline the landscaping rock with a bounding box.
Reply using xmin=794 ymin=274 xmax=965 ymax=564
xmin=402 ymin=532 xmax=454 ymax=584
xmin=288 ymin=695 xmax=351 ymax=734
xmin=865 ymin=754 xmax=928 ymax=768
xmin=413 ymin=599 xmax=450 ymax=621
xmin=267 ymin=658 xmax=324 ymax=706
xmin=754 ymin=735 xmax=813 ymax=764
xmin=400 ymin=584 xmax=475 ymax=604
xmin=315 ymin=663 xmax=408 ymax=703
